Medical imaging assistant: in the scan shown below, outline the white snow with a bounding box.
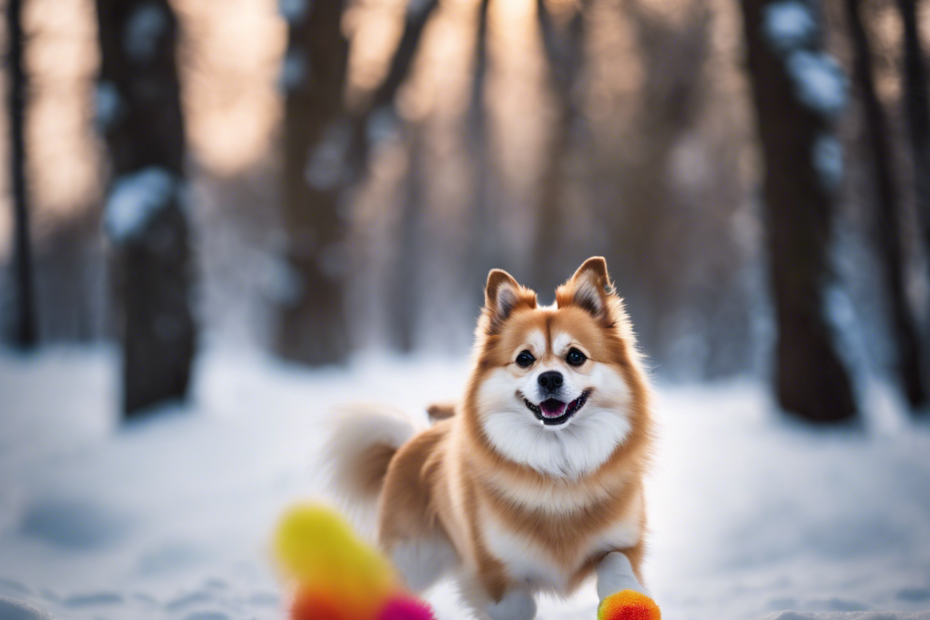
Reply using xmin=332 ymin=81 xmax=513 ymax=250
xmin=104 ymin=167 xmax=178 ymax=243
xmin=279 ymin=49 xmax=306 ymax=92
xmin=1 ymin=348 xmax=929 ymax=620
xmin=786 ymin=50 xmax=849 ymax=117
xmin=303 ymin=121 xmax=351 ymax=191
xmin=94 ymin=82 xmax=123 ymax=131
xmin=366 ymin=105 xmax=400 ymax=146
xmin=764 ymin=1 xmax=818 ymax=52
xmin=813 ymin=133 xmax=844 ymax=191
xmin=124 ymin=2 xmax=168 ymax=63
xmin=278 ymin=0 xmax=309 ymax=24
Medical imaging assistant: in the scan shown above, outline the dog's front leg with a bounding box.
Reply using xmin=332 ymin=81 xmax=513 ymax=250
xmin=595 ymin=552 xmax=660 ymax=620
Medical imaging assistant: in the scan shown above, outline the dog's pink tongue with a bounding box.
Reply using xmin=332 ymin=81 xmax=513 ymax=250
xmin=540 ymin=399 xmax=566 ymax=418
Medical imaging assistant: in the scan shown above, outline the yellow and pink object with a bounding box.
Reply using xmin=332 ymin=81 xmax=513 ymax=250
xmin=273 ymin=504 xmax=435 ymax=620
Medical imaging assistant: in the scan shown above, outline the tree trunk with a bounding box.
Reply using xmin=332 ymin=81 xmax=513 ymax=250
xmin=345 ymin=0 xmax=439 ymax=180
xmin=739 ymin=0 xmax=857 ymax=422
xmin=845 ymin=0 xmax=927 ymax=408
xmin=389 ymin=128 xmax=425 ymax=353
xmin=530 ymin=0 xmax=585 ymax=293
xmin=95 ymin=0 xmax=195 ymax=417
xmin=275 ymin=0 xmax=351 ymax=365
xmin=6 ymin=0 xmax=37 ymax=349
xmin=465 ymin=0 xmax=500 ymax=301
xmin=897 ymin=0 xmax=930 ymax=277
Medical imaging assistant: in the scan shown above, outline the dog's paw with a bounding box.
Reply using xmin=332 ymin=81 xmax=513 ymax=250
xmin=597 ymin=590 xmax=661 ymax=620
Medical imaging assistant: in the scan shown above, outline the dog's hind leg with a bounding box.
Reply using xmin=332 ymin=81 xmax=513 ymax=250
xmin=388 ymin=530 xmax=458 ymax=592
xmin=455 ymin=574 xmax=537 ymax=620
xmin=377 ymin=425 xmax=457 ymax=593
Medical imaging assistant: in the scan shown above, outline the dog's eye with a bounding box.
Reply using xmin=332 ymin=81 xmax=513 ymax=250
xmin=566 ymin=348 xmax=587 ymax=366
xmin=515 ymin=350 xmax=535 ymax=368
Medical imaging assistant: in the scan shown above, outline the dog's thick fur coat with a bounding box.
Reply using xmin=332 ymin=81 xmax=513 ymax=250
xmin=326 ymin=258 xmax=654 ymax=620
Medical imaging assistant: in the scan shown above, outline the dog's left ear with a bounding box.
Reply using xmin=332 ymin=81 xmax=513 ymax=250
xmin=557 ymin=256 xmax=615 ymax=320
xmin=484 ymin=269 xmax=536 ymax=333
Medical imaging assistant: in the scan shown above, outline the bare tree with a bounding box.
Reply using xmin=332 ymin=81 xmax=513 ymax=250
xmin=345 ymin=0 xmax=440 ymax=180
xmin=389 ymin=127 xmax=426 ymax=352
xmin=364 ymin=0 xmax=440 ymax=353
xmin=897 ymin=0 xmax=930 ymax=272
xmin=275 ymin=0 xmax=351 ymax=365
xmin=739 ymin=0 xmax=857 ymax=422
xmin=530 ymin=0 xmax=586 ymax=293
xmin=608 ymin=0 xmax=709 ymax=356
xmin=95 ymin=0 xmax=195 ymax=417
xmin=844 ymin=0 xmax=927 ymax=408
xmin=464 ymin=0 xmax=500 ymax=301
xmin=6 ymin=0 xmax=37 ymax=349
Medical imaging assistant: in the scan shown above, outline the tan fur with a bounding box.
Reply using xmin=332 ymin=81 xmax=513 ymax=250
xmin=344 ymin=258 xmax=653 ymax=606
xmin=426 ymin=401 xmax=457 ymax=421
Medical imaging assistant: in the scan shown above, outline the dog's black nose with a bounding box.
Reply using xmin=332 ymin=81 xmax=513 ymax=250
xmin=537 ymin=371 xmax=563 ymax=392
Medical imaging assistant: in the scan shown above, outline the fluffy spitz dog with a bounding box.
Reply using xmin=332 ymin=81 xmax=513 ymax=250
xmin=327 ymin=257 xmax=655 ymax=620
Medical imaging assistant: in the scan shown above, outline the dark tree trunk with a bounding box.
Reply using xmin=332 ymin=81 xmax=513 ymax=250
xmin=607 ymin=0 xmax=708 ymax=356
xmin=844 ymin=0 xmax=927 ymax=408
xmin=389 ymin=128 xmax=425 ymax=353
xmin=465 ymin=0 xmax=499 ymax=302
xmin=530 ymin=0 xmax=585 ymax=293
xmin=6 ymin=0 xmax=37 ymax=349
xmin=739 ymin=0 xmax=857 ymax=422
xmin=275 ymin=0 xmax=351 ymax=365
xmin=897 ymin=0 xmax=930 ymax=274
xmin=345 ymin=0 xmax=439 ymax=180
xmin=95 ymin=0 xmax=195 ymax=417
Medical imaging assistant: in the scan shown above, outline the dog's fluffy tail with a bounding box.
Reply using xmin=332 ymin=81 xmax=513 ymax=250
xmin=323 ymin=403 xmax=422 ymax=511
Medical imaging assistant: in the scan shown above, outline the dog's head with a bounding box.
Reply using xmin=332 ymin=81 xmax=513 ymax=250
xmin=465 ymin=257 xmax=648 ymax=479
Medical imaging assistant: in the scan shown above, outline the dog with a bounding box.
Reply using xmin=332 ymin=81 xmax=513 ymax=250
xmin=326 ymin=257 xmax=655 ymax=619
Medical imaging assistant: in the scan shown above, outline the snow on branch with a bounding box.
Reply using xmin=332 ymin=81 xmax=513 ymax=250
xmin=104 ymin=167 xmax=179 ymax=244
xmin=304 ymin=120 xmax=352 ymax=191
xmin=762 ymin=0 xmax=848 ymax=119
xmin=94 ymin=81 xmax=123 ymax=131
xmin=279 ymin=0 xmax=310 ymax=24
xmin=764 ymin=0 xmax=818 ymax=52
xmin=124 ymin=2 xmax=168 ymax=64
xmin=786 ymin=51 xmax=848 ymax=117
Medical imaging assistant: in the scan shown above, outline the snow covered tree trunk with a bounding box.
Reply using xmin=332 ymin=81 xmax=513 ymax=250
xmin=95 ymin=0 xmax=195 ymax=417
xmin=6 ymin=0 xmax=37 ymax=349
xmin=739 ymin=0 xmax=857 ymax=422
xmin=275 ymin=0 xmax=351 ymax=365
xmin=844 ymin=0 xmax=927 ymax=409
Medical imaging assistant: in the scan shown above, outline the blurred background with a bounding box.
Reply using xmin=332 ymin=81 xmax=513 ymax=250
xmin=1 ymin=0 xmax=927 ymax=421
xmin=2 ymin=2 xmax=930 ymax=619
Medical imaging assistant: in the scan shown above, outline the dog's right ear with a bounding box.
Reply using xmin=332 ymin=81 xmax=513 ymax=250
xmin=484 ymin=269 xmax=535 ymax=333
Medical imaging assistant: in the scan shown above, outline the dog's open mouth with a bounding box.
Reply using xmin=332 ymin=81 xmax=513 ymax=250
xmin=524 ymin=390 xmax=590 ymax=426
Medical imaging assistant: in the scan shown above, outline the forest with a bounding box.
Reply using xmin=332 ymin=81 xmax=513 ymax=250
xmin=2 ymin=2 xmax=930 ymax=619
xmin=2 ymin=0 xmax=929 ymax=422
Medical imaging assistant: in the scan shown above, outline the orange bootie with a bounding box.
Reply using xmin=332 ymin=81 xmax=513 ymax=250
xmin=597 ymin=590 xmax=661 ymax=620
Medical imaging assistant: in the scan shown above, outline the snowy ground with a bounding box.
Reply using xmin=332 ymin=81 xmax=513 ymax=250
xmin=1 ymin=347 xmax=929 ymax=620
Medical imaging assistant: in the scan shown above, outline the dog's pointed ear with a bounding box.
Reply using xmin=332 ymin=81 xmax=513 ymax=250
xmin=557 ymin=256 xmax=615 ymax=320
xmin=484 ymin=269 xmax=535 ymax=332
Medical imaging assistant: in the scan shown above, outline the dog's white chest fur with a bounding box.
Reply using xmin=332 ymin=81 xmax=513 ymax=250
xmin=479 ymin=497 xmax=642 ymax=593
